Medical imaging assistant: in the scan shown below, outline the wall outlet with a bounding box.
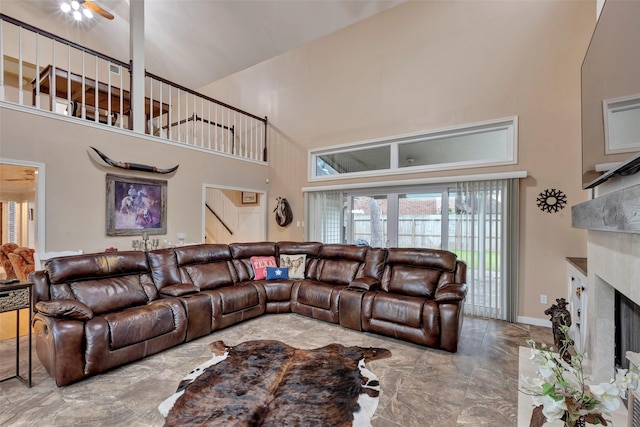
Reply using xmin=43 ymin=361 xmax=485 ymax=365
xmin=540 ymin=294 xmax=548 ymax=304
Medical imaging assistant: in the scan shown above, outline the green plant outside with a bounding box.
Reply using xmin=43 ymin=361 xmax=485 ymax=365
xmin=451 ymin=250 xmax=500 ymax=271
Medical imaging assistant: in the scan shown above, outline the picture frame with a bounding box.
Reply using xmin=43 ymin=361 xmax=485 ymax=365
xmin=242 ymin=191 xmax=258 ymax=204
xmin=106 ymin=173 xmax=167 ymax=236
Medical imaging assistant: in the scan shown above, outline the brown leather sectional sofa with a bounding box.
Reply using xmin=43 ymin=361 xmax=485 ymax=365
xmin=31 ymin=241 xmax=467 ymax=386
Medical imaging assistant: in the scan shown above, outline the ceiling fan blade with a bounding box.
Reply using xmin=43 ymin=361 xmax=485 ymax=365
xmin=84 ymin=1 xmax=115 ymax=20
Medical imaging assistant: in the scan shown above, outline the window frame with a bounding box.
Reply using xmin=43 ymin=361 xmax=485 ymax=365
xmin=603 ymin=93 xmax=640 ymax=155
xmin=309 ymin=116 xmax=518 ymax=181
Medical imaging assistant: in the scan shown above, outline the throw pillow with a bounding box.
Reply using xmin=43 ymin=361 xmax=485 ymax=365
xmin=280 ymin=254 xmax=306 ymax=279
xmin=266 ymin=266 xmax=289 ymax=280
xmin=250 ymin=256 xmax=277 ymax=280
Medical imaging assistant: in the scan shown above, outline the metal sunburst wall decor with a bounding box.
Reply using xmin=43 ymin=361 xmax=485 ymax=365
xmin=536 ymin=188 xmax=567 ymax=213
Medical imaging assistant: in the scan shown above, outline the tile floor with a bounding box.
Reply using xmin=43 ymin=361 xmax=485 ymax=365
xmin=0 ymin=314 xmax=555 ymax=426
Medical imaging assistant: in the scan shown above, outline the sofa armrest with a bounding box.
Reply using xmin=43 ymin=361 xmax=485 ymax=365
xmin=159 ymin=283 xmax=199 ymax=297
xmin=35 ymin=299 xmax=93 ymax=321
xmin=33 ymin=313 xmax=86 ymax=386
xmin=434 ymin=283 xmax=468 ymax=302
xmin=348 ymin=277 xmax=380 ymax=291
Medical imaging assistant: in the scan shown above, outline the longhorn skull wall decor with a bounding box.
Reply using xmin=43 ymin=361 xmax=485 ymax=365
xmin=274 ymin=197 xmax=293 ymax=227
xmin=90 ymin=147 xmax=179 ymax=175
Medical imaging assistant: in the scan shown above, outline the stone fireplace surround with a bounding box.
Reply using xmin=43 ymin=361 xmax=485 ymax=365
xmin=573 ymin=174 xmax=640 ymax=383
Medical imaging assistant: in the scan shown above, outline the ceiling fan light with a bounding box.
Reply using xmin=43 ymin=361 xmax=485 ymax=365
xmin=60 ymin=2 xmax=71 ymax=13
xmin=73 ymin=10 xmax=82 ymax=20
xmin=83 ymin=8 xmax=93 ymax=19
xmin=71 ymin=0 xmax=80 ymax=11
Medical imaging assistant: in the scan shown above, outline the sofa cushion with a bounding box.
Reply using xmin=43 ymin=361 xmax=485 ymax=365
xmin=102 ymin=302 xmax=176 ymax=350
xmin=295 ymin=281 xmax=336 ymax=310
xmin=317 ymin=259 xmax=361 ymax=286
xmin=386 ymin=266 xmax=442 ymax=298
xmin=280 ymin=254 xmax=305 ymax=279
xmin=70 ymin=276 xmax=150 ymax=315
xmin=46 ymin=252 xmax=149 ymax=284
xmin=230 ymin=242 xmax=277 ymax=259
xmin=183 ymin=262 xmax=235 ymax=290
xmin=261 ymin=281 xmax=293 ymax=302
xmin=381 ymin=248 xmax=460 ymax=297
xmin=277 ymin=241 xmax=322 ymax=257
xmin=266 ymin=266 xmax=288 ymax=280
xmin=217 ymin=283 xmax=262 ymax=314
xmin=319 ymin=244 xmax=368 ymax=262
xmin=147 ymin=248 xmax=181 ymax=288
xmin=385 ymin=248 xmax=457 ymax=272
xmin=175 ymin=244 xmax=232 ymax=263
xmin=370 ymin=293 xmax=424 ymax=329
xmin=250 ymin=256 xmax=277 ymax=280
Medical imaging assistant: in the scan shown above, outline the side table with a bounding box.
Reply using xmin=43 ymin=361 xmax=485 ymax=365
xmin=0 ymin=281 xmax=32 ymax=387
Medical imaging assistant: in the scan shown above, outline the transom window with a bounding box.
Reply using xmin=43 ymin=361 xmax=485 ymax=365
xmin=310 ymin=117 xmax=517 ymax=180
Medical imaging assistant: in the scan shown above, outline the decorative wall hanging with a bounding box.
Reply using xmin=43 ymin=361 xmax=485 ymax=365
xmin=242 ymin=192 xmax=258 ymax=204
xmin=106 ymin=173 xmax=167 ymax=236
xmin=91 ymin=147 xmax=179 ymax=174
xmin=274 ymin=197 xmax=293 ymax=227
xmin=536 ymin=188 xmax=567 ymax=213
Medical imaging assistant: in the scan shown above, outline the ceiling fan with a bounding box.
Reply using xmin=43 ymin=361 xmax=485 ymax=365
xmin=60 ymin=0 xmax=114 ymax=21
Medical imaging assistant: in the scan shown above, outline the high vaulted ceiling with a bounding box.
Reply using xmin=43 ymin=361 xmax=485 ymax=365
xmin=1 ymin=0 xmax=405 ymax=90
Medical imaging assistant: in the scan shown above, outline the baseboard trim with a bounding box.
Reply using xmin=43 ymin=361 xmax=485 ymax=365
xmin=517 ymin=316 xmax=551 ymax=328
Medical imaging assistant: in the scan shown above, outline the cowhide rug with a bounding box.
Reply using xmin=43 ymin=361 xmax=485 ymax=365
xmin=158 ymin=340 xmax=392 ymax=426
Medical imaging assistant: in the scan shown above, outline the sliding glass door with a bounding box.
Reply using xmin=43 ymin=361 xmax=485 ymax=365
xmin=305 ymin=178 xmax=518 ymax=321
xmin=397 ymin=192 xmax=447 ymax=248
xmin=448 ymin=180 xmax=516 ymax=320
xmin=345 ymin=189 xmax=449 ymax=250
xmin=347 ymin=195 xmax=388 ymax=247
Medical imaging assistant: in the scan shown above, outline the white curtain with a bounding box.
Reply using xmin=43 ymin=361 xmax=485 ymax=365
xmin=450 ymin=179 xmax=519 ymax=321
xmin=305 ymin=190 xmax=344 ymax=243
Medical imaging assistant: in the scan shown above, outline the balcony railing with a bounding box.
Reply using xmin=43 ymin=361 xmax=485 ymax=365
xmin=0 ymin=14 xmax=268 ymax=162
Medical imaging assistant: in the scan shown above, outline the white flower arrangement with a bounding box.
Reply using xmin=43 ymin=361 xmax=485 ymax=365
xmin=521 ymin=336 xmax=639 ymax=427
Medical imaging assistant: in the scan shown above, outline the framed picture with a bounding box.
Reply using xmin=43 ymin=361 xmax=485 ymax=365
xmin=106 ymin=173 xmax=167 ymax=236
xmin=242 ymin=191 xmax=258 ymax=204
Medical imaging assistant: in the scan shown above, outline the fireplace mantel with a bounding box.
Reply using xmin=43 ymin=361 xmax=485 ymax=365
xmin=572 ymin=183 xmax=640 ymax=233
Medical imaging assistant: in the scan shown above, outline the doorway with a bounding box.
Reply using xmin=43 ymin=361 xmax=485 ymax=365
xmin=0 ymin=162 xmax=42 ymax=250
xmin=0 ymin=160 xmax=43 ymax=340
xmin=202 ymin=185 xmax=267 ymax=244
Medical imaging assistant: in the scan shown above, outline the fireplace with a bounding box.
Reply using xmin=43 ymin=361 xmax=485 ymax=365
xmin=580 ymin=229 xmax=640 ymax=384
xmin=615 ymin=290 xmax=640 ymax=422
xmin=628 ymin=352 xmax=640 ymax=427
xmin=579 ymin=234 xmax=640 ymax=426
xmin=615 ymin=290 xmax=640 ymax=371
xmin=572 ymin=175 xmax=640 ymax=384
xmin=571 ymin=175 xmax=640 ymax=426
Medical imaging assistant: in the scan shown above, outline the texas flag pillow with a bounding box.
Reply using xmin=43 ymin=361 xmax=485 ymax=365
xmin=250 ymin=256 xmax=277 ymax=280
xmin=266 ymin=267 xmax=289 ymax=280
